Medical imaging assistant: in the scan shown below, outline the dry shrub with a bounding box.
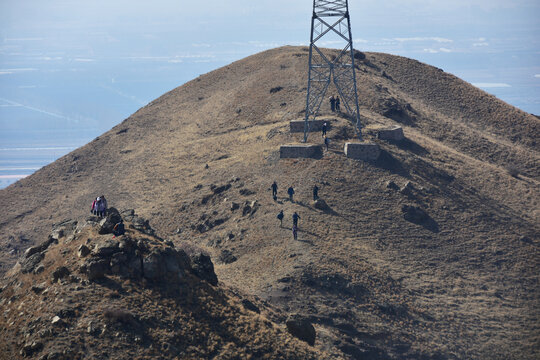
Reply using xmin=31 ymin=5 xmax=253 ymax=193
xmin=103 ymin=307 xmax=136 ymax=325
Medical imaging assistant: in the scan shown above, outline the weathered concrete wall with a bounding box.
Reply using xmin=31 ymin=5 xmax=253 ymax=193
xmin=280 ymin=144 xmax=323 ymax=159
xmin=377 ymin=125 xmax=404 ymax=141
xmin=290 ymin=120 xmax=331 ymax=133
xmin=344 ymin=142 xmax=380 ymax=160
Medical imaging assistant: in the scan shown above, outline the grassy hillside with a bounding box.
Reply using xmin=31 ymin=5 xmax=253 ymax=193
xmin=0 ymin=46 xmax=538 ymax=359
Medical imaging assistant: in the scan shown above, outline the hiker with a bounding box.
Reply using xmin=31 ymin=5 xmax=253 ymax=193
xmin=277 ymin=210 xmax=284 ymax=227
xmin=335 ymin=96 xmax=341 ymax=112
xmin=287 ymin=186 xmax=295 ymax=202
xmin=91 ymin=197 xmax=97 ymax=215
xmin=322 ymin=122 xmax=327 ymax=137
xmin=113 ymin=220 xmax=125 ymax=237
xmin=313 ymin=185 xmax=319 ymax=200
xmin=95 ymin=197 xmax=104 ymax=217
xmin=292 ymin=224 xmax=298 ymax=240
xmin=101 ymin=195 xmax=108 ymax=216
xmin=292 ymin=211 xmax=300 ymax=227
xmin=324 ymin=136 xmax=330 ymax=151
xmin=271 ymin=181 xmax=278 ymax=200
xmin=329 ymin=96 xmax=336 ymax=112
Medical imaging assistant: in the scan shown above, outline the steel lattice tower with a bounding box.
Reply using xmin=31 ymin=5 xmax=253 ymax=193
xmin=304 ymin=0 xmax=362 ymax=142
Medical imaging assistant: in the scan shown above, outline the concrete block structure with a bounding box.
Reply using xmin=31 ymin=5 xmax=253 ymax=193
xmin=377 ymin=125 xmax=404 ymax=141
xmin=344 ymin=142 xmax=380 ymax=161
xmin=280 ymin=144 xmax=323 ymax=159
xmin=290 ymin=119 xmax=330 ymax=133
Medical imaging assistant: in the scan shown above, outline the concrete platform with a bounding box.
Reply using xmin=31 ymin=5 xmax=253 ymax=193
xmin=289 ymin=119 xmax=330 ymax=133
xmin=344 ymin=142 xmax=380 ymax=160
xmin=377 ymin=125 xmax=404 ymax=141
xmin=280 ymin=144 xmax=323 ymax=159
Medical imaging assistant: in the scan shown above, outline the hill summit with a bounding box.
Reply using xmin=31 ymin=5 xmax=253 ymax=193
xmin=0 ymin=46 xmax=539 ymax=359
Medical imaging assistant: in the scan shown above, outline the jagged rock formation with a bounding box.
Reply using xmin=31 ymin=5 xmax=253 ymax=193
xmin=0 ymin=213 xmax=323 ymax=359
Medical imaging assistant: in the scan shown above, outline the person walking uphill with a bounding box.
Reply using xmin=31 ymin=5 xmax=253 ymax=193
xmin=329 ymin=96 xmax=336 ymax=112
xmin=277 ymin=210 xmax=284 ymax=227
xmin=292 ymin=211 xmax=300 ymax=227
xmin=271 ymin=181 xmax=278 ymax=201
xmin=335 ymin=96 xmax=341 ymax=112
xmin=287 ymin=186 xmax=295 ymax=202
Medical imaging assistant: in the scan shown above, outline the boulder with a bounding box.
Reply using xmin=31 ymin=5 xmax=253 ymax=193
xmin=81 ymin=259 xmax=110 ymax=281
xmin=242 ymin=200 xmax=259 ymax=217
xmin=242 ymin=299 xmax=260 ymax=314
xmin=77 ymin=244 xmax=90 ymax=258
xmin=286 ymin=315 xmax=316 ymax=346
xmin=190 ymin=253 xmax=218 ymax=286
xmin=218 ymin=249 xmax=237 ymax=264
xmin=20 ymin=253 xmax=45 ymax=274
xmin=386 ymin=180 xmax=400 ymax=191
xmin=20 ymin=341 xmax=43 ymax=357
xmin=312 ymin=198 xmax=330 ymax=211
xmin=24 ymin=236 xmax=57 ymax=258
xmin=52 ymin=266 xmax=70 ymax=282
xmin=402 ymin=205 xmax=429 ymax=224
xmin=93 ymin=239 xmax=120 ymax=257
xmin=98 ymin=207 xmax=123 ymax=234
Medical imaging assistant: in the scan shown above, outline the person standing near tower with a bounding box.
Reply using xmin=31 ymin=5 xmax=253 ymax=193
xmin=335 ymin=96 xmax=341 ymax=112
xmin=288 ymin=186 xmax=295 ymax=202
xmin=271 ymin=181 xmax=278 ymax=200
xmin=329 ymin=96 xmax=336 ymax=112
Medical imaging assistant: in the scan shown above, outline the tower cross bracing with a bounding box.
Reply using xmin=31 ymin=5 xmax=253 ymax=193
xmin=304 ymin=0 xmax=362 ymax=141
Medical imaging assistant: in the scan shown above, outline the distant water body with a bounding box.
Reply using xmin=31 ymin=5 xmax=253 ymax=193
xmin=0 ymin=145 xmax=78 ymax=188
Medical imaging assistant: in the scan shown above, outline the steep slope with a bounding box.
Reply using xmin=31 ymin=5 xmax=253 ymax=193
xmin=0 ymin=46 xmax=539 ymax=359
xmin=0 ymin=213 xmax=323 ymax=359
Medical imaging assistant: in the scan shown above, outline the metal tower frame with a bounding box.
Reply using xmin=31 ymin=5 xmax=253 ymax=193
xmin=304 ymin=0 xmax=362 ymax=142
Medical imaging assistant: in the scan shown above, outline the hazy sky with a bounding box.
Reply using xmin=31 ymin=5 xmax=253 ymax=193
xmin=0 ymin=1 xmax=539 ymax=188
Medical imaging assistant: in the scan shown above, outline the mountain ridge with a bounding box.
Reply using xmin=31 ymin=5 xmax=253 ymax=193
xmin=0 ymin=46 xmax=538 ymax=359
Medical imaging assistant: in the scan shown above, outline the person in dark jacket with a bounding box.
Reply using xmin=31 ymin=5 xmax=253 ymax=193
xmin=113 ymin=220 xmax=125 ymax=237
xmin=287 ymin=186 xmax=295 ymax=202
xmin=329 ymin=96 xmax=336 ymax=112
xmin=277 ymin=210 xmax=284 ymax=227
xmin=271 ymin=181 xmax=278 ymax=200
xmin=313 ymin=185 xmax=319 ymax=200
xmin=335 ymin=96 xmax=341 ymax=112
xmin=292 ymin=212 xmax=300 ymax=227
xmin=322 ymin=122 xmax=327 ymax=137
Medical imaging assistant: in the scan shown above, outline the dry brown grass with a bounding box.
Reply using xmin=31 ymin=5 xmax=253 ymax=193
xmin=0 ymin=46 xmax=538 ymax=359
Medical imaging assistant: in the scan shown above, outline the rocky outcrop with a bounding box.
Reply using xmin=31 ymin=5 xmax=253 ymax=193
xmin=286 ymin=315 xmax=316 ymax=346
xmin=79 ymin=235 xmax=193 ymax=287
xmin=189 ymin=253 xmax=218 ymax=286
xmin=401 ymin=205 xmax=429 ymax=224
xmin=98 ymin=207 xmax=122 ymax=234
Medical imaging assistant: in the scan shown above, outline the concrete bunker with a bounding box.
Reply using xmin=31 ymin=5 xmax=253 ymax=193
xmin=377 ymin=125 xmax=404 ymax=141
xmin=344 ymin=142 xmax=380 ymax=160
xmin=280 ymin=144 xmax=323 ymax=159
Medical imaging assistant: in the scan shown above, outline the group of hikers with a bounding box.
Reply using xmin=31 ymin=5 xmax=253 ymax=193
xmin=90 ymin=196 xmax=108 ymax=217
xmin=271 ymin=181 xmax=321 ymax=240
xmin=90 ymin=195 xmax=125 ymax=237
xmin=329 ymin=95 xmax=341 ymax=112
